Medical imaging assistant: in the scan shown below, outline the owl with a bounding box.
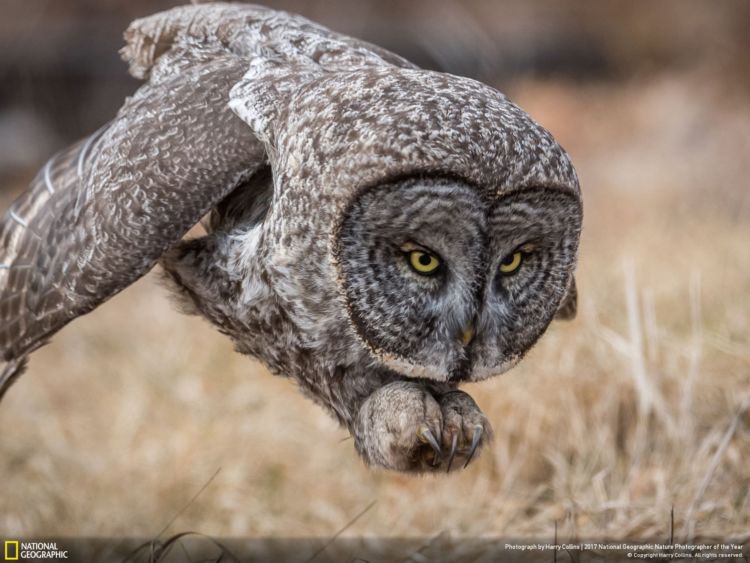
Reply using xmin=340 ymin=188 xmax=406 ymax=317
xmin=0 ymin=3 xmax=581 ymax=473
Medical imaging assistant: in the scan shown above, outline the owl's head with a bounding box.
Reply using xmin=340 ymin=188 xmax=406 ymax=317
xmin=333 ymin=176 xmax=581 ymax=382
xmin=226 ymin=65 xmax=583 ymax=381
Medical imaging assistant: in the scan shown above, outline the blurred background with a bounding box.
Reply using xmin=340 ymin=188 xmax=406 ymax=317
xmin=1 ymin=0 xmax=749 ymax=548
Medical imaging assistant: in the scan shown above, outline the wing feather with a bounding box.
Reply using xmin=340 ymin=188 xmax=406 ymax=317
xmin=0 ymin=56 xmax=265 ymax=397
xmin=555 ymin=276 xmax=578 ymax=321
xmin=120 ymin=3 xmax=414 ymax=82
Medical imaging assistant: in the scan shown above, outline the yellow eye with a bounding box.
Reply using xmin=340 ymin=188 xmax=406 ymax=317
xmin=499 ymin=251 xmax=523 ymax=274
xmin=409 ymin=250 xmax=441 ymax=275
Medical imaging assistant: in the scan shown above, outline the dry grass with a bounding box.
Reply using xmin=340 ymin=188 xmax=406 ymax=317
xmin=1 ymin=69 xmax=749 ymax=544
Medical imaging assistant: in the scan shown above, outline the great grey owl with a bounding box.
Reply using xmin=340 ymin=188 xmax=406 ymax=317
xmin=0 ymin=3 xmax=582 ymax=473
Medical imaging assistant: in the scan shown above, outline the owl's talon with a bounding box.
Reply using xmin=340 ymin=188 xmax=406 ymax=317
xmin=417 ymin=425 xmax=442 ymax=460
xmin=463 ymin=425 xmax=484 ymax=468
xmin=354 ymin=382 xmax=490 ymax=473
xmin=446 ymin=432 xmax=459 ymax=472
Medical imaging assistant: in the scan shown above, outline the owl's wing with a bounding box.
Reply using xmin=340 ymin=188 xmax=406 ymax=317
xmin=0 ymin=55 xmax=264 ymax=398
xmin=1 ymin=3 xmax=411 ymax=398
xmin=554 ymin=276 xmax=577 ymax=320
xmin=120 ymin=2 xmax=414 ymax=83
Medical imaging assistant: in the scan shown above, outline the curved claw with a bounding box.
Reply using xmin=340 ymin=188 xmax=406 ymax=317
xmin=417 ymin=425 xmax=442 ymax=461
xmin=446 ymin=432 xmax=459 ymax=473
xmin=462 ymin=425 xmax=484 ymax=469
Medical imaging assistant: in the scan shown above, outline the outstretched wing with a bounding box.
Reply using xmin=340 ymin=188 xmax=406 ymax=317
xmin=0 ymin=54 xmax=264 ymax=397
xmin=0 ymin=3 xmax=412 ymax=398
xmin=0 ymin=127 xmax=115 ymax=392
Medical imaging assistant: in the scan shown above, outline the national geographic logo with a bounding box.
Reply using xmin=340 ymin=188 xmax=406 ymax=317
xmin=3 ymin=541 xmax=18 ymax=561
xmin=3 ymin=541 xmax=68 ymax=561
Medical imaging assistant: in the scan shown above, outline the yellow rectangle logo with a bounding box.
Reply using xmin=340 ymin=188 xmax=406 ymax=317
xmin=4 ymin=540 xmax=19 ymax=561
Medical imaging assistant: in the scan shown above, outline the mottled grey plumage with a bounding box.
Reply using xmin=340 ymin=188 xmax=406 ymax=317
xmin=0 ymin=3 xmax=582 ymax=472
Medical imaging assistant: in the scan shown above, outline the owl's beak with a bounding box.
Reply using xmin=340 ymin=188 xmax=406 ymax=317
xmin=461 ymin=322 xmax=475 ymax=346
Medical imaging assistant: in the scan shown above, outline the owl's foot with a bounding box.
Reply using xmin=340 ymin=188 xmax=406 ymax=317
xmin=353 ymin=381 xmax=492 ymax=473
xmin=439 ymin=390 xmax=493 ymax=471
